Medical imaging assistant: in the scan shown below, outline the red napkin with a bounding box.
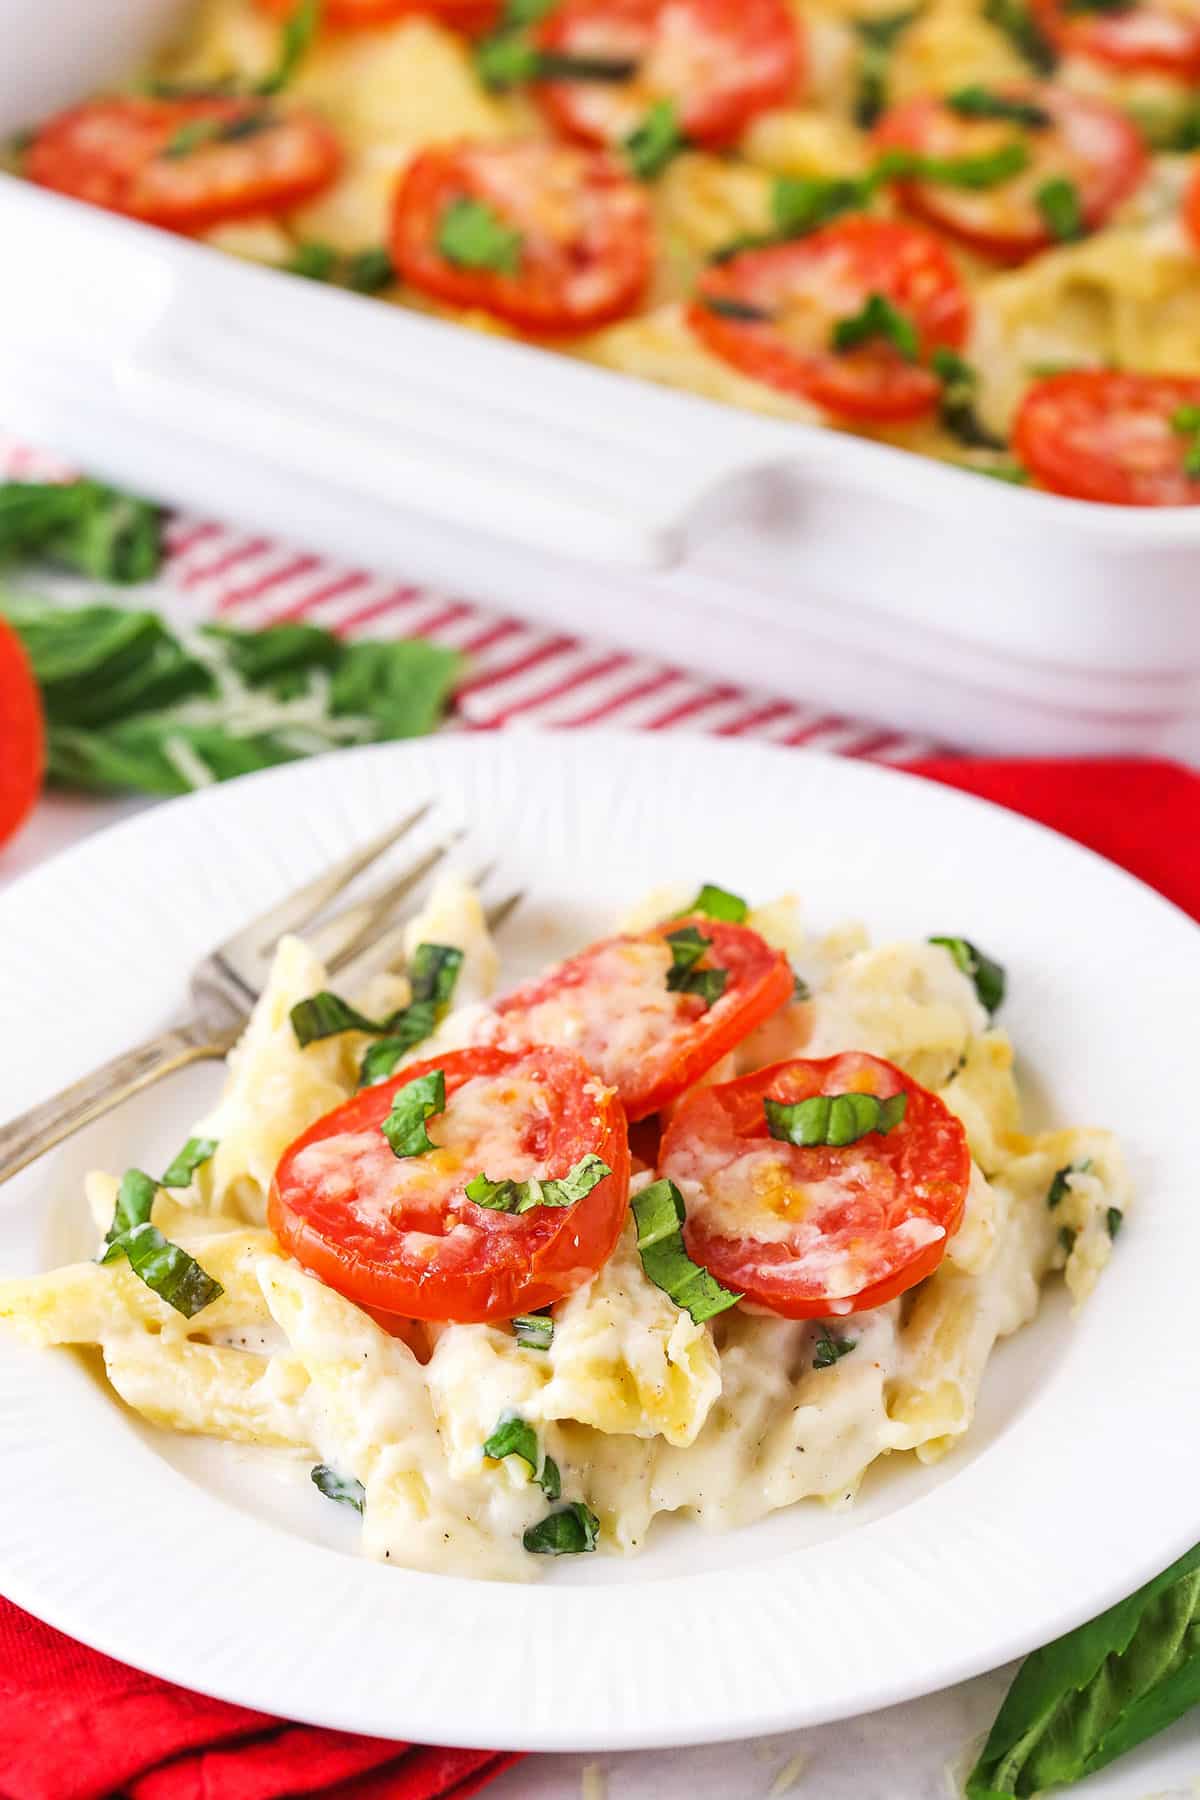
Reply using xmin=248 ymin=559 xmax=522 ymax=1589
xmin=2 ymin=756 xmax=1197 ymax=1800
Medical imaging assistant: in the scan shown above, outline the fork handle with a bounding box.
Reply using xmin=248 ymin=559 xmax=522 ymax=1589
xmin=0 ymin=1026 xmax=229 ymax=1186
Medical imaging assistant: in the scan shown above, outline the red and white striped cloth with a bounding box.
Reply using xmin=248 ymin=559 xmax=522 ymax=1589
xmin=3 ymin=435 xmax=937 ymax=759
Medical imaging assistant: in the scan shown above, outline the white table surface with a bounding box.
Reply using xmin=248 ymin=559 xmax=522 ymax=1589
xmin=5 ymin=790 xmax=1199 ymax=1800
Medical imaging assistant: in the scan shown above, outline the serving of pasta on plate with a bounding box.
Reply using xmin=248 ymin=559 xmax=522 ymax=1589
xmin=11 ymin=0 xmax=1200 ymax=503
xmin=0 ymin=869 xmax=1130 ymax=1583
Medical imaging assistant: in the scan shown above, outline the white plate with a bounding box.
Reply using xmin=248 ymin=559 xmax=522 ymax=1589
xmin=2 ymin=731 xmax=1198 ymax=1754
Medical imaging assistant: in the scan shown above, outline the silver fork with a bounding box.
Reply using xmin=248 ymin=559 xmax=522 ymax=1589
xmin=0 ymin=804 xmax=520 ymax=1185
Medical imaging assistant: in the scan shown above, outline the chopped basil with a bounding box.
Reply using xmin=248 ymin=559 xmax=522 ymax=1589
xmin=437 ymin=198 xmax=523 ymax=274
xmin=483 ymin=1412 xmax=560 ymax=1497
xmin=632 ymin=1179 xmax=742 ymax=1324
xmin=664 ymin=926 xmax=727 ymax=1008
xmin=291 ymin=942 xmax=463 ymax=1064
xmin=477 ymin=37 xmax=638 ymax=85
xmin=103 ymin=1168 xmax=158 ymax=1247
xmin=257 ymin=0 xmax=321 ymax=95
xmin=160 ymin=1137 xmax=218 ymax=1188
xmin=853 ymin=7 xmax=922 ymax=128
xmin=701 ymin=295 xmax=774 ymax=323
xmin=933 ymin=348 xmax=1007 ymax=450
xmin=773 ymin=171 xmax=875 ymax=236
xmin=947 ymin=86 xmax=1051 ymax=128
xmin=0 ymin=479 xmax=163 ymax=583
xmin=465 ymin=1153 xmax=612 ymax=1215
xmin=1036 ymin=175 xmax=1085 ymax=241
xmin=504 ymin=0 xmax=558 ymax=22
xmin=887 ymin=141 xmax=1029 ymax=189
xmin=513 ymin=1310 xmax=555 ymax=1350
xmin=1058 ymin=1224 xmax=1077 ymax=1255
xmin=1106 ymin=1206 xmax=1124 ymax=1239
xmin=101 ymin=1219 xmax=224 ymax=1318
xmin=983 ymin=0 xmax=1058 ymax=70
xmin=678 ymin=883 xmax=748 ymax=923
xmin=287 ymin=241 xmax=394 ymax=293
xmin=1128 ymin=99 xmax=1200 ymax=153
xmin=928 ymin=935 xmax=1006 ymax=1015
xmin=381 ymin=1068 xmax=446 ymax=1158
xmin=1046 ymin=1165 xmax=1073 ymax=1210
xmin=311 ymin=1464 xmax=365 ymax=1512
xmin=624 ymin=98 xmax=684 ymax=180
xmin=1170 ymin=405 xmax=1200 ymax=480
xmin=966 ymin=458 xmax=1030 ymax=485
xmin=832 ymin=292 xmax=919 ymax=362
xmin=160 ymin=110 xmax=274 ymax=159
xmin=813 ymin=1325 xmax=855 ymax=1369
xmin=523 ymin=1501 xmax=600 ymax=1555
xmin=765 ymin=1089 xmax=907 ymax=1148
xmin=792 ymin=972 xmax=812 ymax=1002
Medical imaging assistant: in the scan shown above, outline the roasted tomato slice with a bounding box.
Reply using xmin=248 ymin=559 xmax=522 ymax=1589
xmin=269 ymin=1046 xmax=631 ymax=1323
xmin=1014 ymin=370 xmax=1200 ymax=505
xmin=0 ymin=617 xmax=45 ymax=850
xmin=688 ymin=217 xmax=970 ymax=423
xmin=1030 ymin=0 xmax=1200 ymax=79
xmin=659 ymin=1052 xmax=971 ymax=1319
xmin=27 ymin=97 xmax=341 ymax=232
xmin=874 ymin=87 xmax=1145 ymax=263
xmin=390 ymin=139 xmax=653 ymax=332
xmin=257 ymin=0 xmax=499 ymax=30
xmin=535 ymin=0 xmax=802 ymax=152
xmin=491 ymin=915 xmax=793 ymax=1122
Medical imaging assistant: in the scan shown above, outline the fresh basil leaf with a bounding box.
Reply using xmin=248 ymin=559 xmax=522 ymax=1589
xmin=1036 ymin=174 xmax=1084 ymax=240
xmin=832 ymin=291 xmax=919 ymax=362
xmin=483 ymin=1412 xmax=560 ymax=1496
xmin=288 ymin=241 xmax=394 ymax=292
xmin=983 ymin=0 xmax=1058 ymax=70
xmin=967 ymin=1543 xmax=1200 ymax=1798
xmin=291 ymin=992 xmax=383 ymax=1046
xmin=929 ymin=935 xmax=1006 ymax=1015
xmin=437 ymin=197 xmax=523 ymax=273
xmin=101 ymin=1221 xmax=224 ymax=1317
xmin=765 ymin=1089 xmax=907 ymax=1148
xmin=103 ymin=1168 xmax=158 ymax=1248
xmin=311 ymin=1464 xmax=365 ymax=1512
xmin=161 ymin=111 xmax=274 ymax=159
xmin=1171 ymin=405 xmax=1200 ymax=480
xmin=523 ymin=1500 xmax=600 ymax=1555
xmin=465 ymin=1153 xmax=612 ymax=1215
xmin=287 ymin=240 xmax=339 ymax=282
xmin=813 ymin=1325 xmax=855 ymax=1369
xmin=1046 ymin=1165 xmax=1073 ymax=1209
xmin=513 ymin=1310 xmax=555 ymax=1350
xmin=160 ymin=1136 xmax=218 ymax=1188
xmin=381 ymin=1069 xmax=446 ymax=1158
xmin=1106 ymin=1206 xmax=1123 ymax=1238
xmin=701 ymin=295 xmax=774 ymax=322
xmin=505 ymin=0 xmax=557 ymax=21
xmin=409 ymin=941 xmax=465 ymax=1010
xmin=1129 ymin=99 xmax=1200 ymax=152
xmin=932 ymin=348 xmax=1007 ymax=450
xmin=891 ymin=140 xmax=1030 ymax=189
xmin=792 ymin=972 xmax=812 ymax=1001
xmin=947 ymin=85 xmax=1051 ymax=128
xmin=357 ymin=1013 xmax=436 ymax=1085
xmin=966 ymin=458 xmax=1030 ymax=485
xmin=345 ymin=247 xmax=395 ymax=292
xmin=677 ymin=883 xmax=748 ymax=923
xmin=0 ymin=481 xmax=164 ymax=584
xmin=774 ymin=171 xmax=874 ymax=237
xmin=624 ymin=98 xmax=684 ymax=179
xmin=632 ymin=1179 xmax=742 ymax=1324
xmin=1058 ymin=1224 xmax=1077 ymax=1255
xmin=258 ymin=0 xmax=321 ymax=95
xmin=477 ymin=35 xmax=637 ymax=85
xmin=1 ymin=597 xmax=461 ymax=796
xmin=664 ymin=926 xmax=727 ymax=1008
xmin=853 ymin=6 xmax=921 ymax=127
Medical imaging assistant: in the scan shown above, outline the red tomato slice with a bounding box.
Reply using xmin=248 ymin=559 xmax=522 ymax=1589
xmin=688 ymin=217 xmax=970 ymax=422
xmin=535 ymin=0 xmax=802 ymax=152
xmin=659 ymin=1052 xmax=971 ymax=1319
xmin=257 ymin=0 xmax=498 ymax=30
xmin=1014 ymin=370 xmax=1200 ymax=505
xmin=390 ymin=140 xmax=653 ymax=332
xmin=874 ymin=87 xmax=1145 ymax=263
xmin=490 ymin=915 xmax=793 ymax=1122
xmin=0 ymin=618 xmax=45 ymax=850
xmin=27 ymin=98 xmax=340 ymax=233
xmin=269 ymin=1045 xmax=631 ymax=1323
xmin=1030 ymin=0 xmax=1200 ymax=79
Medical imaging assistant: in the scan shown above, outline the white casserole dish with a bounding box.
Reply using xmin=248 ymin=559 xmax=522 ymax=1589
xmin=2 ymin=5 xmax=1200 ymax=757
